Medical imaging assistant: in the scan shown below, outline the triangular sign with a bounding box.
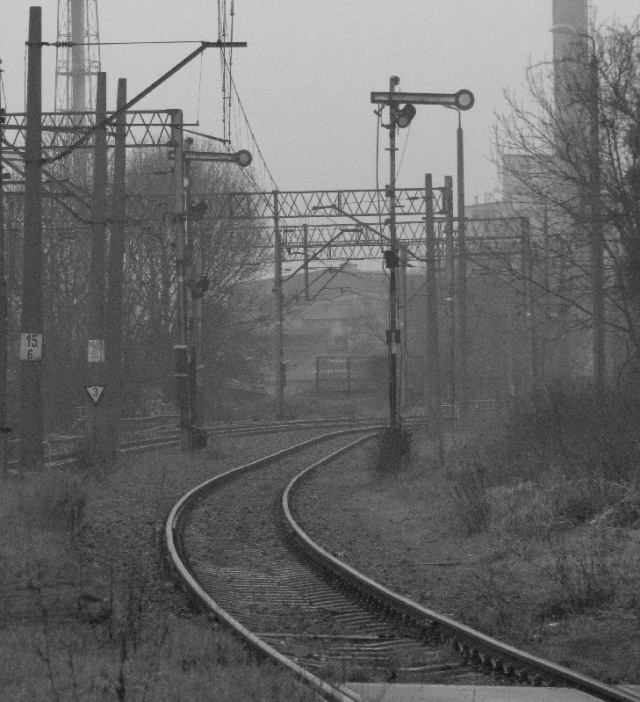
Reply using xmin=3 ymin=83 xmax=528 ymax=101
xmin=85 ymin=385 xmax=106 ymax=405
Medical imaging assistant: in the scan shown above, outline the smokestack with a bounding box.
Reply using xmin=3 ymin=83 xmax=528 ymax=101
xmin=552 ymin=0 xmax=589 ymax=117
xmin=71 ymin=0 xmax=86 ymax=112
xmin=552 ymin=0 xmax=589 ymax=64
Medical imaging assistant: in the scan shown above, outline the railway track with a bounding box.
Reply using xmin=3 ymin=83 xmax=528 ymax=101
xmin=10 ymin=416 xmax=382 ymax=469
xmin=165 ymin=428 xmax=640 ymax=702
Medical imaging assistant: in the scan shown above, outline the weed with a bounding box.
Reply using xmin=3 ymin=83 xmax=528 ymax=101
xmin=540 ymin=526 xmax=634 ymax=618
xmin=447 ymin=458 xmax=491 ymax=535
xmin=10 ymin=470 xmax=87 ymax=535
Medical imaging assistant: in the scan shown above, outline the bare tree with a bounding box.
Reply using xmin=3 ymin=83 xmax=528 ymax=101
xmin=495 ymin=18 xmax=640 ymax=375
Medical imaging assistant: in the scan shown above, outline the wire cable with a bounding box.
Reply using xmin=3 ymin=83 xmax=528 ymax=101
xmin=226 ymin=65 xmax=279 ymax=190
xmin=396 ymin=123 xmax=412 ymax=182
xmin=195 ymin=51 xmax=204 ymax=125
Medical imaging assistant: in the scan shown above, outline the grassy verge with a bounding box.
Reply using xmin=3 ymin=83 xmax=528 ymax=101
xmin=443 ymin=386 xmax=640 ymax=681
xmin=292 ymin=397 xmax=640 ymax=684
xmin=1 ymin=441 xmax=320 ymax=701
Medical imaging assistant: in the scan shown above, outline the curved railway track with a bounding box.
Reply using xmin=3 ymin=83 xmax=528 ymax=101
xmin=165 ymin=428 xmax=640 ymax=702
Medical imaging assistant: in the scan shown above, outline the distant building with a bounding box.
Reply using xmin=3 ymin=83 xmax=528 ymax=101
xmin=282 ymin=269 xmax=389 ymax=394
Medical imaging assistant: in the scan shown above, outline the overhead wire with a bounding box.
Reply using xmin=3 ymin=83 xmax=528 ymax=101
xmin=195 ymin=51 xmax=204 ymax=125
xmin=213 ymin=0 xmax=277 ymax=217
xmin=0 ymin=64 xmax=7 ymax=108
xmin=225 ymin=64 xmax=279 ymax=191
xmin=396 ymin=123 xmax=412 ymax=181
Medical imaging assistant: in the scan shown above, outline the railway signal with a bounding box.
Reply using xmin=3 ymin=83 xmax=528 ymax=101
xmin=395 ymin=103 xmax=417 ymax=129
xmin=370 ymin=89 xmax=475 ymax=111
xmin=181 ymin=149 xmax=252 ymax=167
xmin=371 ymin=78 xmax=475 ymax=435
xmin=171 ymin=134 xmax=254 ymax=449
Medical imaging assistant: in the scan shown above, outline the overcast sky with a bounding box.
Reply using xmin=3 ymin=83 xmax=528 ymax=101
xmin=1 ymin=1 xmax=639 ymax=202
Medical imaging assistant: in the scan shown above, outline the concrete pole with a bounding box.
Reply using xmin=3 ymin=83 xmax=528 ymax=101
xmin=194 ymin=205 xmax=204 ymax=426
xmin=104 ymin=78 xmax=127 ymax=460
xmin=86 ymin=72 xmax=108 ymax=464
xmin=303 ymin=223 xmax=309 ymax=302
xmin=0 ymin=91 xmax=8 ymax=474
xmin=171 ymin=110 xmax=191 ymax=449
xmin=274 ymin=191 xmax=285 ymax=419
xmin=456 ymin=121 xmax=470 ymax=425
xmin=425 ymin=174 xmax=443 ymax=460
xmin=444 ymin=176 xmax=456 ymax=427
xmin=400 ymin=247 xmax=409 ymax=408
xmin=19 ymin=7 xmax=44 ymax=471
xmin=183 ymin=139 xmax=198 ymax=436
xmin=589 ymin=51 xmax=605 ymax=399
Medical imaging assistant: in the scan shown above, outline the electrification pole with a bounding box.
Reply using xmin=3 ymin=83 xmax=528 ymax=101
xmin=456 ymin=117 xmax=470 ymax=425
xmin=274 ymin=191 xmax=285 ymax=419
xmin=171 ymin=110 xmax=191 ymax=450
xmin=86 ymin=71 xmax=108 ymax=464
xmin=589 ymin=49 xmax=605 ymax=399
xmin=104 ymin=77 xmax=127 ymax=460
xmin=400 ymin=247 xmax=409 ymax=408
xmin=0 ymin=92 xmax=7 ymax=474
xmin=444 ymin=176 xmax=455 ymax=427
xmin=19 ymin=6 xmax=44 ymax=471
xmin=184 ymin=138 xmax=198 ymax=437
xmin=303 ymin=224 xmax=310 ymax=302
xmin=425 ymin=174 xmax=443 ymax=460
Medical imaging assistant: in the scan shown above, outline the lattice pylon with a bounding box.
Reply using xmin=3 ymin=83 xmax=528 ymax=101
xmin=54 ymin=0 xmax=101 ymax=113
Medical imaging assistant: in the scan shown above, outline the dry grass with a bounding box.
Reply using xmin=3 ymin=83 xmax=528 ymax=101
xmin=1 ymin=615 xmax=317 ymax=701
xmin=0 ymin=447 xmax=322 ymax=701
xmin=439 ymin=384 xmax=640 ymax=678
xmin=447 ymin=385 xmax=640 ymax=538
xmin=446 ymin=459 xmax=491 ymax=535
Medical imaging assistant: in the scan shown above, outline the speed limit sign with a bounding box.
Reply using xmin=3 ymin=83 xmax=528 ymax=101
xmin=20 ymin=333 xmax=43 ymax=361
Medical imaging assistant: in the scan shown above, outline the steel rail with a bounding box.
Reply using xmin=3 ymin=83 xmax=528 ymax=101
xmin=165 ymin=428 xmax=382 ymax=702
xmin=6 ymin=416 xmax=378 ymax=469
xmin=282 ymin=457 xmax=640 ymax=702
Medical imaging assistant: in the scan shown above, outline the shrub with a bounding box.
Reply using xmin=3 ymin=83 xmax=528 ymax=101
xmin=540 ymin=526 xmax=638 ymax=618
xmin=447 ymin=459 xmax=491 ymax=535
xmin=13 ymin=470 xmax=87 ymax=534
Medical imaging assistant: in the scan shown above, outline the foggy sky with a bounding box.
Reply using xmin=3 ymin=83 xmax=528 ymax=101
xmin=1 ymin=1 xmax=638 ymax=200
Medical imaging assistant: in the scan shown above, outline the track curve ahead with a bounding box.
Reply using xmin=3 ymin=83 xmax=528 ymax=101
xmin=165 ymin=428 xmax=640 ymax=702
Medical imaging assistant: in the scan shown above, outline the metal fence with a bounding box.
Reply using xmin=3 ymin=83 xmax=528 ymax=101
xmin=315 ymin=356 xmax=386 ymax=395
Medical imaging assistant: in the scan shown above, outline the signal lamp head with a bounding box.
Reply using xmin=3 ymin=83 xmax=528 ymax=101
xmin=454 ymin=90 xmax=475 ymax=110
xmin=235 ymin=150 xmax=253 ymax=168
xmin=396 ymin=102 xmax=416 ymax=128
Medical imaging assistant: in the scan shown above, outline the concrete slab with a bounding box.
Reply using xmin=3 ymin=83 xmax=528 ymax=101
xmin=342 ymin=684 xmax=606 ymax=702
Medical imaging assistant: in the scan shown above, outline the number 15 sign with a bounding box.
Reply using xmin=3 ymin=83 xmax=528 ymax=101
xmin=20 ymin=333 xmax=43 ymax=361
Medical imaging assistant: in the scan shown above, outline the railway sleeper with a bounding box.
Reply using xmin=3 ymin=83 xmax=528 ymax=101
xmin=302 ymin=547 xmax=559 ymax=690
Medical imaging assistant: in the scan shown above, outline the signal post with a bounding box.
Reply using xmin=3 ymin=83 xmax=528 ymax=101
xmin=371 ymin=80 xmax=474 ymax=435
